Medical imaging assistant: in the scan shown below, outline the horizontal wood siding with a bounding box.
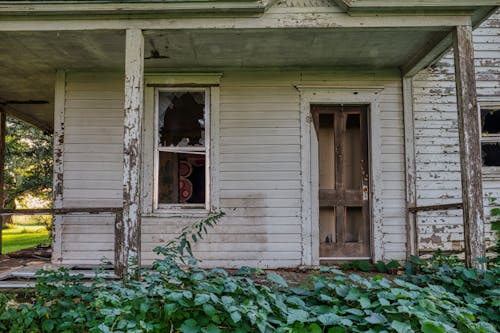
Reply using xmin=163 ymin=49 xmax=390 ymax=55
xmin=142 ymin=71 xmax=303 ymax=268
xmin=60 ymin=69 xmax=406 ymax=267
xmin=412 ymin=10 xmax=500 ymax=252
xmin=141 ymin=70 xmax=406 ymax=266
xmin=60 ymin=72 xmax=124 ymax=265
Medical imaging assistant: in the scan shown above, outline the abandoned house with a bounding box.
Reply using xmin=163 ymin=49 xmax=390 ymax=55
xmin=0 ymin=1 xmax=498 ymax=275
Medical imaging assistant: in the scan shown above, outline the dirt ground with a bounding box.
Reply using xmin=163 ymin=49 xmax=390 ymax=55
xmin=0 ymin=246 xmax=401 ymax=285
xmin=0 ymin=245 xmax=51 ymax=275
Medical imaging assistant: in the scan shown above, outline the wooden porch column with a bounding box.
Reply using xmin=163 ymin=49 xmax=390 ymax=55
xmin=52 ymin=70 xmax=66 ymax=264
xmin=117 ymin=29 xmax=144 ymax=278
xmin=0 ymin=110 xmax=5 ymax=255
xmin=452 ymin=25 xmax=485 ymax=268
xmin=402 ymin=77 xmax=418 ymax=258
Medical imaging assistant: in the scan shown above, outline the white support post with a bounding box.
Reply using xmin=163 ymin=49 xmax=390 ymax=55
xmin=452 ymin=24 xmax=485 ymax=268
xmin=52 ymin=70 xmax=65 ymax=264
xmin=402 ymin=76 xmax=418 ymax=258
xmin=118 ymin=29 xmax=144 ymax=278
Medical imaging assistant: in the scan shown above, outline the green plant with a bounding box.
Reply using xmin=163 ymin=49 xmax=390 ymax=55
xmin=490 ymin=198 xmax=500 ymax=261
xmin=0 ymin=211 xmax=498 ymax=333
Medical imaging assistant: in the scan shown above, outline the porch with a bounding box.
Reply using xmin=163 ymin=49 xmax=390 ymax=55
xmin=0 ymin=0 xmax=496 ymax=276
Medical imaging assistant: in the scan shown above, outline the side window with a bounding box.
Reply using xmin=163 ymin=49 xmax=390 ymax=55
xmin=155 ymin=89 xmax=209 ymax=208
xmin=480 ymin=107 xmax=500 ymax=167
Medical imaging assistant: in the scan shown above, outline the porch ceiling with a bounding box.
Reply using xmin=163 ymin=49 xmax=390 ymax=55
xmin=0 ymin=27 xmax=447 ymax=130
xmin=0 ymin=29 xmax=125 ymax=131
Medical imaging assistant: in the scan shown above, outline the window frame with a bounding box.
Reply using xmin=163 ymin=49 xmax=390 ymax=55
xmin=154 ymin=87 xmax=211 ymax=211
xmin=143 ymin=74 xmax=222 ymax=216
xmin=478 ymin=101 xmax=500 ymax=177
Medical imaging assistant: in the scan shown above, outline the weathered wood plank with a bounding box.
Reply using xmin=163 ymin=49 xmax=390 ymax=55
xmin=403 ymin=77 xmax=418 ymax=258
xmin=118 ymin=29 xmax=144 ymax=278
xmin=453 ymin=24 xmax=486 ymax=268
xmin=52 ymin=70 xmax=66 ymax=264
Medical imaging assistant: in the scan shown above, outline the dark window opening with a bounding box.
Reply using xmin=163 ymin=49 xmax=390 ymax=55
xmin=480 ymin=107 xmax=500 ymax=167
xmin=157 ymin=90 xmax=207 ymax=206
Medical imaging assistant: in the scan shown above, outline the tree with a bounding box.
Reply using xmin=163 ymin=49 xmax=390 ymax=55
xmin=3 ymin=118 xmax=53 ymax=213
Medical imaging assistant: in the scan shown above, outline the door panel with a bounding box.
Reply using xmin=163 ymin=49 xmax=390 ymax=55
xmin=312 ymin=105 xmax=370 ymax=259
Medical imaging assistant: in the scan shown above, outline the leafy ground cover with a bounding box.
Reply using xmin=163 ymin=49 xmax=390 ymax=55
xmin=1 ymin=224 xmax=50 ymax=254
xmin=0 ymin=213 xmax=498 ymax=333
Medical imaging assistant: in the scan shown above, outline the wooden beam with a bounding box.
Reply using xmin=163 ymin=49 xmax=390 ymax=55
xmin=402 ymin=77 xmax=418 ymax=258
xmin=401 ymin=32 xmax=451 ymax=77
xmin=118 ymin=28 xmax=144 ymax=279
xmin=453 ymin=25 xmax=485 ymax=268
xmin=0 ymin=13 xmax=472 ymax=31
xmin=3 ymin=106 xmax=53 ymax=133
xmin=52 ymin=70 xmax=65 ymax=264
xmin=0 ymin=110 xmax=6 ymax=255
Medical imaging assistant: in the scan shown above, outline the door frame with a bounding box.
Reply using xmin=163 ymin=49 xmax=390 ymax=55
xmin=297 ymin=85 xmax=384 ymax=266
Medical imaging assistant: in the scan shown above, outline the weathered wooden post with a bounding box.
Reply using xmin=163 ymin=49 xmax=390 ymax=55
xmin=117 ymin=29 xmax=144 ymax=278
xmin=52 ymin=70 xmax=65 ymax=264
xmin=0 ymin=109 xmax=5 ymax=255
xmin=452 ymin=24 xmax=485 ymax=268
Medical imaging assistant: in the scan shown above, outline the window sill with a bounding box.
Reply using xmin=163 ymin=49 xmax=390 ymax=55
xmin=143 ymin=207 xmax=211 ymax=218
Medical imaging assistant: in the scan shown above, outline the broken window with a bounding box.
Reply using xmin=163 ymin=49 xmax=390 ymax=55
xmin=480 ymin=107 xmax=500 ymax=167
xmin=156 ymin=90 xmax=208 ymax=207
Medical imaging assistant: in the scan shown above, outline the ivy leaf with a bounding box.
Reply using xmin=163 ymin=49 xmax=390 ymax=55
xmin=267 ymin=273 xmax=288 ymax=288
xmin=318 ymin=313 xmax=340 ymax=325
xmin=180 ymin=319 xmax=200 ymax=333
xmin=230 ymin=312 xmax=241 ymax=324
xmin=308 ymin=323 xmax=323 ymax=333
xmin=421 ymin=322 xmax=445 ymax=333
xmin=41 ymin=320 xmax=55 ymax=332
xmin=359 ymin=296 xmax=372 ymax=309
xmin=203 ymin=304 xmax=216 ymax=317
xmin=391 ymin=321 xmax=414 ymax=333
xmin=287 ymin=309 xmax=309 ymax=324
xmin=195 ymin=294 xmax=211 ymax=306
xmin=365 ymin=313 xmax=387 ymax=324
xmin=202 ymin=324 xmax=221 ymax=333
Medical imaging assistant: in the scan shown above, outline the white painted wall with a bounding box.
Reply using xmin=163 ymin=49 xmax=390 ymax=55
xmin=59 ymin=71 xmax=124 ymax=265
xmin=58 ymin=68 xmax=407 ymax=266
xmin=412 ymin=10 xmax=500 ymax=252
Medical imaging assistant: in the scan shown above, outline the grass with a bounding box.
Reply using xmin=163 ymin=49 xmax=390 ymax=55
xmin=1 ymin=224 xmax=50 ymax=254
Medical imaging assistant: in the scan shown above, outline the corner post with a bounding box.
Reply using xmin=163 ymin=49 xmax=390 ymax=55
xmin=52 ymin=70 xmax=65 ymax=264
xmin=0 ymin=109 xmax=5 ymax=254
xmin=402 ymin=76 xmax=418 ymax=259
xmin=118 ymin=29 xmax=144 ymax=278
xmin=452 ymin=24 xmax=485 ymax=268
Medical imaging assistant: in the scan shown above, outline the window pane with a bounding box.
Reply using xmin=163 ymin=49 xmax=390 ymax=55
xmin=482 ymin=142 xmax=500 ymax=167
xmin=481 ymin=108 xmax=500 ymax=135
xmin=158 ymin=152 xmax=206 ymax=204
xmin=344 ymin=114 xmax=362 ymax=190
xmin=318 ymin=113 xmax=335 ymax=190
xmin=158 ymin=91 xmax=205 ymax=147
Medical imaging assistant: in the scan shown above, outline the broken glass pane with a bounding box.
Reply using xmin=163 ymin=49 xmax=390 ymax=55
xmin=158 ymin=91 xmax=205 ymax=147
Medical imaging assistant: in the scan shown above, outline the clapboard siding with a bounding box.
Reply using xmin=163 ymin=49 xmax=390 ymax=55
xmin=413 ymin=10 xmax=500 ymax=252
xmin=142 ymin=72 xmax=303 ymax=268
xmin=59 ymin=72 xmax=124 ymax=265
xmin=60 ymin=69 xmax=406 ymax=266
xmin=142 ymin=70 xmax=407 ymax=266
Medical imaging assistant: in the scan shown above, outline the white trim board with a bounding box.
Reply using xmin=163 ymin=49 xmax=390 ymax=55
xmin=297 ymin=85 xmax=385 ymax=266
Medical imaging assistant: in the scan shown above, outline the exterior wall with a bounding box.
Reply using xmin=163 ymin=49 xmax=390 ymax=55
xmin=58 ymin=72 xmax=124 ymax=265
xmin=412 ymin=10 xmax=500 ymax=252
xmin=58 ymin=69 xmax=407 ymax=267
